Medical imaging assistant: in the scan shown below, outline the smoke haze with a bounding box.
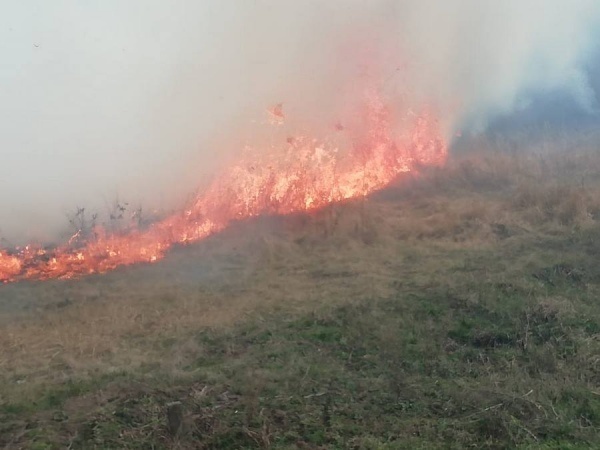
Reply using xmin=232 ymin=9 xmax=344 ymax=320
xmin=1 ymin=1 xmax=599 ymax=243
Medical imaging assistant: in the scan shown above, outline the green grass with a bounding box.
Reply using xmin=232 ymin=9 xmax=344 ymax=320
xmin=2 ymin=144 xmax=600 ymax=448
xmin=4 ymin=237 xmax=600 ymax=449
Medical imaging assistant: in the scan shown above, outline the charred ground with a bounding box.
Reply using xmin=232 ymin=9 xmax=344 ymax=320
xmin=1 ymin=131 xmax=600 ymax=449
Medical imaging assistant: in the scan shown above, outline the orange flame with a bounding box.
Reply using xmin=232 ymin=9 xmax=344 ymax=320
xmin=0 ymin=86 xmax=447 ymax=283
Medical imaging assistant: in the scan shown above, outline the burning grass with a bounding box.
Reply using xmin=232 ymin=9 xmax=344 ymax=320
xmin=1 ymin=132 xmax=600 ymax=448
xmin=0 ymin=87 xmax=446 ymax=284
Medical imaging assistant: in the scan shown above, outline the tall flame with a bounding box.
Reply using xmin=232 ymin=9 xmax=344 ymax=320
xmin=0 ymin=86 xmax=447 ymax=283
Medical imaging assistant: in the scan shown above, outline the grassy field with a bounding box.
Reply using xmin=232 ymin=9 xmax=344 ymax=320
xmin=1 ymin=131 xmax=600 ymax=449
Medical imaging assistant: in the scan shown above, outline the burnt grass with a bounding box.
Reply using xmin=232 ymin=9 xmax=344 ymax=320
xmin=2 ymin=148 xmax=600 ymax=449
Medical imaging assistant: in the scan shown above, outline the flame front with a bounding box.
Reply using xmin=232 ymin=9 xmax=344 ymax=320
xmin=0 ymin=87 xmax=447 ymax=283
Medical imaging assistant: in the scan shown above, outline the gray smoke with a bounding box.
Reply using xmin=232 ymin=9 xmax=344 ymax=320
xmin=1 ymin=1 xmax=599 ymax=243
xmin=398 ymin=0 xmax=600 ymax=133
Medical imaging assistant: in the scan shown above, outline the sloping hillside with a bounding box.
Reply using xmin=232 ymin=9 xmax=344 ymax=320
xmin=2 ymin=136 xmax=600 ymax=449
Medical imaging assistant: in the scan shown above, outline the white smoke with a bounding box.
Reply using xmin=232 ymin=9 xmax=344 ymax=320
xmin=397 ymin=0 xmax=600 ymax=132
xmin=0 ymin=1 xmax=599 ymax=243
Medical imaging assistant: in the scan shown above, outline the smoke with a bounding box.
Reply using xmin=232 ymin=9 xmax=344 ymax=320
xmin=397 ymin=0 xmax=600 ymax=133
xmin=1 ymin=1 xmax=599 ymax=244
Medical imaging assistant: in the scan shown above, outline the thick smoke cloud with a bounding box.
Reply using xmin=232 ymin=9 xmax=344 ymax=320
xmin=1 ymin=1 xmax=599 ymax=243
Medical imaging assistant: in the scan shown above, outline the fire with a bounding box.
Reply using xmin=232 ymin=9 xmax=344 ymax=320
xmin=0 ymin=86 xmax=447 ymax=284
xmin=267 ymin=103 xmax=285 ymax=126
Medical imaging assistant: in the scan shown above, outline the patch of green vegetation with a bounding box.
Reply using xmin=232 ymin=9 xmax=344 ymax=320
xmin=9 ymin=270 xmax=593 ymax=449
xmin=4 ymin=248 xmax=600 ymax=450
xmin=37 ymin=381 xmax=89 ymax=410
xmin=0 ymin=401 xmax=31 ymax=415
xmin=3 ymin=148 xmax=600 ymax=448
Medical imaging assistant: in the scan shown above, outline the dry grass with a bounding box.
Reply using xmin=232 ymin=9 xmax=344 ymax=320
xmin=3 ymin=137 xmax=600 ymax=394
xmin=1 ymin=129 xmax=600 ymax=448
xmin=0 ymin=209 xmax=401 ymax=400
